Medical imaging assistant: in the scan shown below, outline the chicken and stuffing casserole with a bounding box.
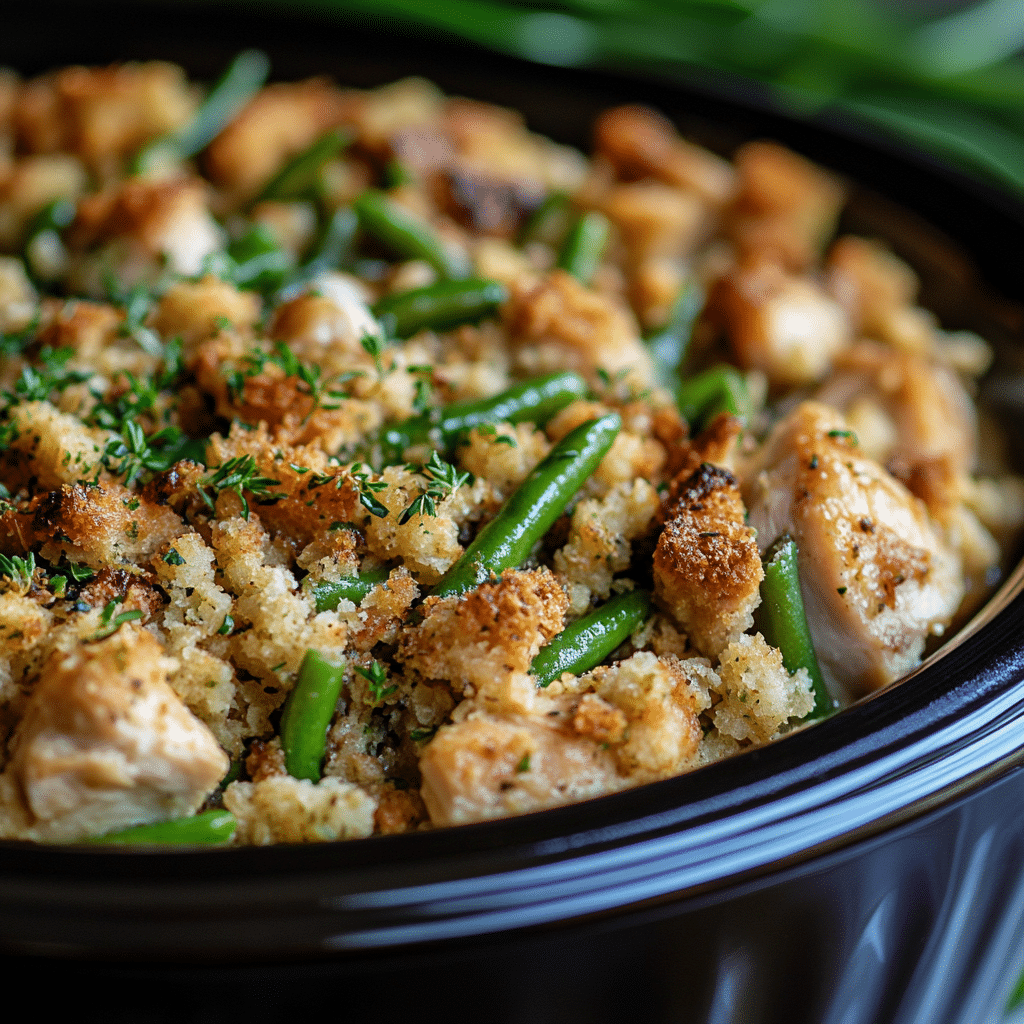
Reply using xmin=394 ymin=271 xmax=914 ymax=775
xmin=0 ymin=55 xmax=1020 ymax=845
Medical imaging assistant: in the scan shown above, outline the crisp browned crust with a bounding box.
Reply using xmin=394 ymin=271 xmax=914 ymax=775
xmin=653 ymin=462 xmax=763 ymax=657
xmin=400 ymin=567 xmax=568 ymax=683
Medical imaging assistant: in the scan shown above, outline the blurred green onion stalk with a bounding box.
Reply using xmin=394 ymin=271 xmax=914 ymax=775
xmin=270 ymin=0 xmax=1024 ymax=196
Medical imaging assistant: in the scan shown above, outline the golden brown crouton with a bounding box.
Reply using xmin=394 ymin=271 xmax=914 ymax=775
xmin=400 ymin=567 xmax=568 ymax=691
xmin=653 ymin=462 xmax=763 ymax=657
xmin=13 ymin=63 xmax=196 ymax=169
xmin=593 ymin=105 xmax=736 ymax=207
xmin=504 ymin=269 xmax=653 ymax=390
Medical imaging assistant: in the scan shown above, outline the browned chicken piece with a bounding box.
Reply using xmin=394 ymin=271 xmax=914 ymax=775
xmin=420 ymin=651 xmax=704 ymax=826
xmin=814 ymin=342 xmax=978 ymax=520
xmin=11 ymin=62 xmax=196 ymax=170
xmin=67 ymin=175 xmax=222 ymax=293
xmin=593 ymin=105 xmax=736 ymax=208
xmin=4 ymin=627 xmax=228 ymax=842
xmin=204 ymin=79 xmax=355 ymax=200
xmin=743 ymin=401 xmax=964 ymax=695
xmin=152 ymin=275 xmax=261 ymax=359
xmin=824 ymin=236 xmax=930 ymax=350
xmin=269 ymin=273 xmax=384 ymax=376
xmin=419 ymin=705 xmax=624 ymax=826
xmin=727 ymin=141 xmax=846 ymax=270
xmin=713 ymin=259 xmax=852 ymax=388
xmin=653 ymin=462 xmax=764 ymax=658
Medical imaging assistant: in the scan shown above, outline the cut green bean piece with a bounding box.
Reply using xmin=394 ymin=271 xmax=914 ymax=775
xmin=374 ymin=370 xmax=590 ymax=464
xmin=373 ymin=278 xmax=508 ymax=339
xmin=307 ymin=565 xmax=390 ymax=612
xmin=87 ymin=809 xmax=237 ymax=846
xmin=278 ymin=207 xmax=359 ymax=299
xmin=256 ymin=128 xmax=352 ymax=203
xmin=556 ymin=210 xmax=611 ymax=285
xmin=754 ymin=535 xmax=834 ymax=720
xmin=432 ymin=413 xmax=621 ymax=598
xmin=280 ymin=650 xmax=347 ymax=782
xmin=677 ymin=364 xmax=751 ymax=430
xmin=644 ymin=280 xmax=704 ymax=399
xmin=518 ymin=191 xmax=569 ymax=246
xmin=227 ymin=223 xmax=294 ymax=293
xmin=354 ymin=189 xmax=470 ymax=280
xmin=133 ymin=50 xmax=269 ymax=171
xmin=533 ymin=589 xmax=652 ymax=688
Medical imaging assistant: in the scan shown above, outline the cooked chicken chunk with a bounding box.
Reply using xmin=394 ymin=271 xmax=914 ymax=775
xmin=653 ymin=462 xmax=764 ymax=657
xmin=743 ymin=402 xmax=964 ymax=695
xmin=814 ymin=342 xmax=978 ymax=518
xmin=714 ymin=259 xmax=852 ymax=387
xmin=5 ymin=628 xmax=228 ymax=842
xmin=67 ymin=175 xmax=223 ymax=294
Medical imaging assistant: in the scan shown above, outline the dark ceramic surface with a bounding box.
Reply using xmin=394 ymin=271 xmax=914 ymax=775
xmin=2 ymin=5 xmax=1024 ymax=1021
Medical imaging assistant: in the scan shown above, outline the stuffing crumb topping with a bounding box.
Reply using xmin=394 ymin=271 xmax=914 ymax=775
xmin=0 ymin=55 xmax=1019 ymax=845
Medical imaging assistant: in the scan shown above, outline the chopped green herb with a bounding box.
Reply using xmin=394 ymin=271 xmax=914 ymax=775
xmin=0 ymin=551 xmax=35 ymax=592
xmin=198 ymin=455 xmax=283 ymax=520
xmin=163 ymin=548 xmax=185 ymax=566
xmin=90 ymin=599 xmax=144 ymax=641
xmin=355 ymin=660 xmax=397 ymax=706
xmin=218 ymin=614 xmax=235 ymax=636
xmin=398 ymin=451 xmax=471 ymax=525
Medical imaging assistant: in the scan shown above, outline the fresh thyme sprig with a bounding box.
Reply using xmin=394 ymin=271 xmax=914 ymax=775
xmin=354 ymin=659 xmax=397 ymax=706
xmin=5 ymin=346 xmax=91 ymax=404
xmin=347 ymin=461 xmax=390 ymax=519
xmin=89 ymin=598 xmax=144 ymax=641
xmin=398 ymin=451 xmax=471 ymax=525
xmin=100 ymin=421 xmax=191 ymax=487
xmin=225 ymin=341 xmax=351 ymax=423
xmin=198 ymin=455 xmax=283 ymax=520
xmin=0 ymin=551 xmax=35 ymax=593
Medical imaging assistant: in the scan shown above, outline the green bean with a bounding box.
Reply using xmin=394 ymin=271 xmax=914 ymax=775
xmin=754 ymin=535 xmax=834 ymax=720
xmin=227 ymin=223 xmax=294 ymax=293
xmin=676 ymin=364 xmax=752 ymax=430
xmin=133 ymin=50 xmax=270 ymax=171
xmin=374 ymin=370 xmax=590 ymax=463
xmin=432 ymin=413 xmax=621 ymax=598
xmin=644 ymin=280 xmax=704 ymax=400
xmin=373 ymin=278 xmax=508 ymax=339
xmin=256 ymin=128 xmax=352 ymax=203
xmin=556 ymin=210 xmax=611 ymax=285
xmin=354 ymin=189 xmax=470 ymax=280
xmin=518 ymin=191 xmax=569 ymax=246
xmin=87 ymin=809 xmax=236 ymax=846
xmin=277 ymin=207 xmax=359 ymax=300
xmin=280 ymin=650 xmax=347 ymax=782
xmin=306 ymin=565 xmax=390 ymax=612
xmin=533 ymin=589 xmax=652 ymax=688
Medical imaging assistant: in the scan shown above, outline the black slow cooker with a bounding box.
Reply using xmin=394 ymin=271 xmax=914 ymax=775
xmin=2 ymin=5 xmax=1024 ymax=1022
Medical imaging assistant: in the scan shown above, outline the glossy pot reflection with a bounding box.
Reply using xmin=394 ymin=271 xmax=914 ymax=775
xmin=3 ymin=5 xmax=1024 ymax=1022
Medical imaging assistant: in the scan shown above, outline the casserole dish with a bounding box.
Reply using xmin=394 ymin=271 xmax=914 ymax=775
xmin=2 ymin=3 xmax=1024 ymax=1022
